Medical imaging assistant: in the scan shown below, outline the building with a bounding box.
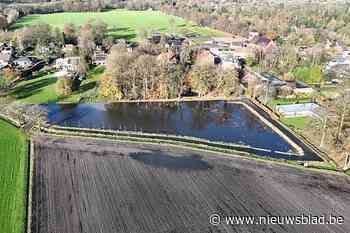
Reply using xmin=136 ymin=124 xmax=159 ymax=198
xmin=0 ymin=45 xmax=15 ymax=68
xmin=62 ymin=44 xmax=77 ymax=56
xmin=157 ymin=50 xmax=177 ymax=64
xmin=195 ymin=48 xmax=221 ymax=65
xmin=13 ymin=57 xmax=34 ymax=70
xmin=276 ymin=103 xmax=322 ymax=118
xmin=55 ymin=57 xmax=80 ymax=73
xmin=326 ymin=57 xmax=350 ymax=71
xmin=259 ymin=72 xmax=287 ymax=87
xmin=92 ymin=47 xmax=108 ymax=66
xmin=285 ymin=80 xmax=314 ymax=96
xmin=250 ymin=35 xmax=279 ymax=57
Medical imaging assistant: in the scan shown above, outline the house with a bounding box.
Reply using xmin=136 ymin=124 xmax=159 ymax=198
xmin=164 ymin=35 xmax=186 ymax=49
xmin=55 ymin=57 xmax=80 ymax=73
xmin=250 ymin=35 xmax=279 ymax=56
xmin=248 ymin=31 xmax=260 ymax=42
xmin=92 ymin=47 xmax=108 ymax=66
xmin=242 ymin=71 xmax=286 ymax=87
xmin=62 ymin=44 xmax=77 ymax=55
xmin=259 ymin=72 xmax=287 ymax=87
xmin=0 ymin=45 xmax=15 ymax=68
xmin=286 ymin=80 xmax=314 ymax=96
xmin=147 ymin=33 xmax=162 ymax=44
xmin=195 ymin=48 xmax=221 ymax=65
xmin=127 ymin=42 xmax=138 ymax=53
xmin=157 ymin=50 xmax=177 ymax=64
xmin=13 ymin=57 xmax=34 ymax=70
xmin=326 ymin=57 xmax=350 ymax=71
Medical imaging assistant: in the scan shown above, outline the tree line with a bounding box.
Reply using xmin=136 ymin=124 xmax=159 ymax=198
xmin=100 ymin=43 xmax=239 ymax=101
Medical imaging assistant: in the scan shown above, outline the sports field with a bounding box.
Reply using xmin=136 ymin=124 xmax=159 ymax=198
xmin=0 ymin=119 xmax=28 ymax=233
xmin=12 ymin=9 xmax=225 ymax=40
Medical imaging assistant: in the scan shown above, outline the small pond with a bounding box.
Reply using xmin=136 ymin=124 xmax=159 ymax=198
xmin=42 ymin=101 xmax=302 ymax=157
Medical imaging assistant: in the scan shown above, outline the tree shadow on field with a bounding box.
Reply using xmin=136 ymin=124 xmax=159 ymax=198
xmin=9 ymin=15 xmax=41 ymax=30
xmin=11 ymin=77 xmax=57 ymax=99
xmin=107 ymin=27 xmax=137 ymax=40
xmin=130 ymin=151 xmax=213 ymax=171
xmin=75 ymin=81 xmax=97 ymax=95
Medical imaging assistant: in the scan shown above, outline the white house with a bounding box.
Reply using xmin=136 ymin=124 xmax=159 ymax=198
xmin=55 ymin=57 xmax=80 ymax=73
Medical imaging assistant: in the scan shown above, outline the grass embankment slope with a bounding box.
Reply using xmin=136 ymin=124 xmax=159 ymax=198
xmin=12 ymin=9 xmax=225 ymax=40
xmin=11 ymin=66 xmax=104 ymax=104
xmin=0 ymin=120 xmax=28 ymax=233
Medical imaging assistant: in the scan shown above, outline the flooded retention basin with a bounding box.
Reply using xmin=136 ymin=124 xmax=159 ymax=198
xmin=42 ymin=100 xmax=322 ymax=161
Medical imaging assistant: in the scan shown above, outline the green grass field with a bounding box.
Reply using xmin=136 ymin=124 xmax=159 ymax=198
xmin=11 ymin=66 xmax=104 ymax=104
xmin=281 ymin=116 xmax=311 ymax=130
xmin=268 ymin=97 xmax=313 ymax=109
xmin=346 ymin=169 xmax=350 ymax=176
xmin=0 ymin=119 xmax=28 ymax=233
xmin=12 ymin=9 xmax=225 ymax=40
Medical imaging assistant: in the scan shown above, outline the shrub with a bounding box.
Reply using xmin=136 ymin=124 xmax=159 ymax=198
xmin=99 ymin=74 xmax=123 ymax=101
xmin=56 ymin=76 xmax=73 ymax=96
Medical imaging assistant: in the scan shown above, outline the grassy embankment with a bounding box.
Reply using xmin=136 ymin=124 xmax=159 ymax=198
xmin=10 ymin=66 xmax=104 ymax=104
xmin=11 ymin=9 xmax=225 ymax=40
xmin=0 ymin=119 xmax=28 ymax=233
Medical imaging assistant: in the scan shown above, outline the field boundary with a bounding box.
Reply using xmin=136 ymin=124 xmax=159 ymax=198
xmin=26 ymin=141 xmax=34 ymax=233
xmin=36 ymin=133 xmax=348 ymax=177
xmin=42 ymin=123 xmax=308 ymax=161
xmin=0 ymin=113 xmax=22 ymax=128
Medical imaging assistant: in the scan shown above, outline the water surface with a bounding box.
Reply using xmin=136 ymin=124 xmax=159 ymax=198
xmin=43 ymin=101 xmax=296 ymax=155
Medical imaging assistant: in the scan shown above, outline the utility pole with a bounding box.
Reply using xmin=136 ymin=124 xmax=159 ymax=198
xmin=264 ymin=81 xmax=270 ymax=104
xmin=320 ymin=114 xmax=328 ymax=148
xmin=336 ymin=90 xmax=350 ymax=142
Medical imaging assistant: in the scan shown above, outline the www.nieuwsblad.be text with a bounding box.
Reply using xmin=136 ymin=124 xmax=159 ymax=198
xmin=209 ymin=213 xmax=344 ymax=226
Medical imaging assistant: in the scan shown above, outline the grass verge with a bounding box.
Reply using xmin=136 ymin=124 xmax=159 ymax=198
xmin=0 ymin=119 xmax=28 ymax=233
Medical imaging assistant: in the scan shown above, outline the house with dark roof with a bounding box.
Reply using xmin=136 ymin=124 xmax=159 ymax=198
xmin=250 ymin=35 xmax=279 ymax=56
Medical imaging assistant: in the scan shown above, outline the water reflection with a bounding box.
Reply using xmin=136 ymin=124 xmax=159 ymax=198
xmin=43 ymin=101 xmax=293 ymax=153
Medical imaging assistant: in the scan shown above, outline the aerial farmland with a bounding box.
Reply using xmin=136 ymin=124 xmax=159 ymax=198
xmin=1 ymin=1 xmax=350 ymax=233
xmin=31 ymin=136 xmax=350 ymax=233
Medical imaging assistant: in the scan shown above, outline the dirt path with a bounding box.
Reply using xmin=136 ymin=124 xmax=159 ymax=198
xmin=31 ymin=135 xmax=350 ymax=233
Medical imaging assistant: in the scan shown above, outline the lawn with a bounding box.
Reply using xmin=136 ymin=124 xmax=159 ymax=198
xmin=0 ymin=119 xmax=28 ymax=233
xmin=11 ymin=9 xmax=225 ymax=40
xmin=281 ymin=116 xmax=311 ymax=130
xmin=346 ymin=169 xmax=350 ymax=176
xmin=268 ymin=97 xmax=313 ymax=109
xmin=11 ymin=66 xmax=104 ymax=104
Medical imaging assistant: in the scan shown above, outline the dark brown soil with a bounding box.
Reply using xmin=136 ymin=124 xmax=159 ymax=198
xmin=31 ymin=135 xmax=350 ymax=233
